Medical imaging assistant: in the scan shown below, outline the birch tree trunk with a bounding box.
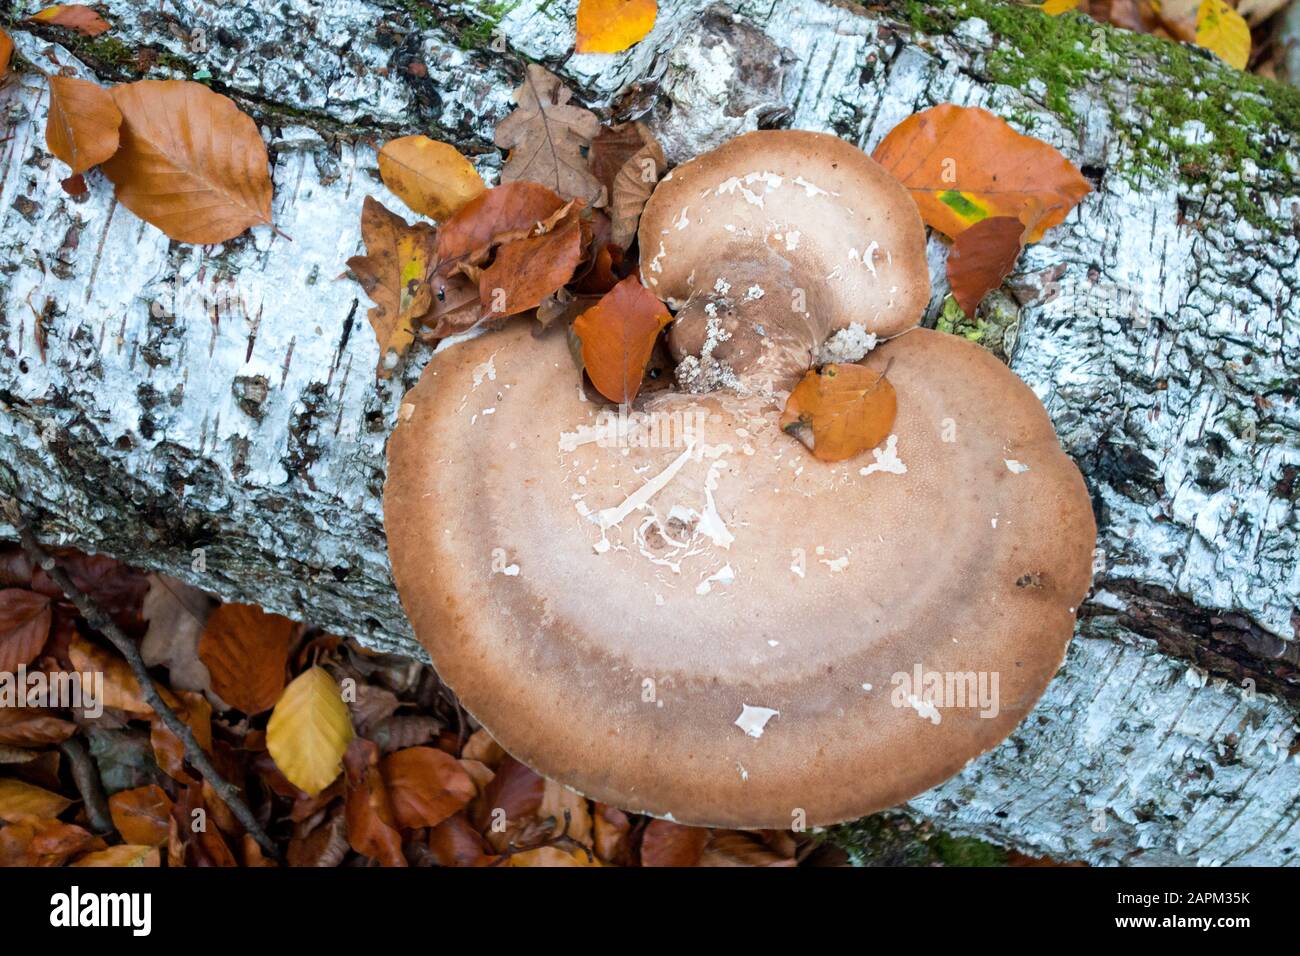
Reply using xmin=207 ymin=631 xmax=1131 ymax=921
xmin=2 ymin=0 xmax=1298 ymax=866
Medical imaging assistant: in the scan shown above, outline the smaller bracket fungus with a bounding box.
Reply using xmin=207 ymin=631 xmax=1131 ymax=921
xmin=385 ymin=130 xmax=1096 ymax=829
xmin=638 ymin=130 xmax=930 ymax=395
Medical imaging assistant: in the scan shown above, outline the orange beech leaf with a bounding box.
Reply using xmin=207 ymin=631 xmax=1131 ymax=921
xmin=0 ymin=819 xmax=96 ymax=866
xmin=435 ymin=181 xmax=567 ymax=264
xmin=348 ymin=195 xmax=441 ymax=377
xmin=46 ymin=76 xmax=122 ymax=175
xmin=508 ymin=846 xmax=601 ymax=866
xmin=494 ymin=64 xmax=603 ymax=205
xmin=379 ymin=746 xmax=476 ymax=830
xmin=572 ymin=275 xmax=673 ymax=403
xmin=27 ymin=5 xmax=111 ymax=37
xmin=197 ymin=602 xmax=294 ymax=715
xmin=0 ymin=777 xmax=72 ymax=822
xmin=1 ymin=31 xmax=15 ymax=81
xmin=67 ymin=634 xmax=157 ymax=715
xmin=698 ymin=829 xmax=797 ymax=867
xmin=592 ymin=803 xmax=632 ymax=865
xmin=476 ymin=756 xmax=545 ymax=852
xmin=780 ymin=363 xmax=898 ymax=463
xmin=640 ymin=818 xmax=709 ymax=867
xmin=575 ymin=0 xmax=658 ymax=54
xmin=872 ymin=104 xmax=1090 ymax=242
xmin=946 ymin=215 xmax=1029 ymax=317
xmin=478 ymin=213 xmax=583 ymax=317
xmin=170 ymin=785 xmax=237 ymax=866
xmin=344 ymin=739 xmax=406 ymax=866
xmin=108 ymin=785 xmax=173 ymax=846
xmin=378 ymin=135 xmax=484 ymax=221
xmin=0 ymin=706 xmax=75 ymax=747
xmin=101 ymin=80 xmax=273 ymax=244
xmin=71 ymin=845 xmax=160 ymax=867
xmin=588 ymin=121 xmax=665 ymax=247
xmin=0 ymin=588 xmax=51 ymax=673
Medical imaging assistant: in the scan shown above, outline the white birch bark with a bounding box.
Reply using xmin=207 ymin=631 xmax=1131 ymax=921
xmin=1 ymin=0 xmax=1297 ymax=864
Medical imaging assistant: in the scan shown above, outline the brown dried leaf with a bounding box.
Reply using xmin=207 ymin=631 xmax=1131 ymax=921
xmin=347 ymin=195 xmax=440 ymax=377
xmin=479 ymin=213 xmax=583 ymax=317
xmin=197 ymin=602 xmax=294 ymax=714
xmin=108 ymin=784 xmax=173 ymax=846
xmin=67 ymin=634 xmax=155 ymax=715
xmin=572 ymin=275 xmax=673 ymax=403
xmin=0 ymin=707 xmax=76 ymax=747
xmin=344 ymin=738 xmax=406 ymax=866
xmin=139 ymin=573 xmax=214 ymax=696
xmin=150 ymin=690 xmax=212 ymax=781
xmin=0 ymin=818 xmax=96 ymax=866
xmin=494 ymin=64 xmax=603 ymax=205
xmin=27 ymin=5 xmax=111 ymax=37
xmin=589 ymin=122 xmax=665 ymax=248
xmin=639 ymin=819 xmax=709 ymax=867
xmin=0 ymin=777 xmax=72 ymax=822
xmin=46 ymin=76 xmax=122 ymax=175
xmin=0 ymin=588 xmax=51 ymax=673
xmin=780 ymin=363 xmax=898 ymax=463
xmin=427 ymin=811 xmax=496 ymax=867
xmin=71 ymin=844 xmax=160 ymax=867
xmin=946 ymin=215 xmax=1028 ymax=317
xmin=435 ymin=180 xmax=567 ymax=265
xmin=101 ymin=80 xmax=273 ymax=244
xmin=380 ymin=746 xmax=476 ymax=830
xmin=699 ymin=829 xmax=797 ymax=866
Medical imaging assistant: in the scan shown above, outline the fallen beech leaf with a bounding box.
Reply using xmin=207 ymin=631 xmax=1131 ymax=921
xmin=0 ymin=707 xmax=75 ymax=747
xmin=344 ymin=738 xmax=406 ymax=866
xmin=435 ymin=181 xmax=567 ymax=264
xmin=427 ymin=811 xmax=495 ymax=866
xmin=197 ymin=602 xmax=294 ymax=714
xmin=462 ymin=727 xmax=506 ymax=768
xmin=31 ymin=551 xmax=149 ymax=636
xmin=1 ymin=30 xmax=14 ymax=81
xmin=1194 ymin=0 xmax=1250 ymax=69
xmin=477 ymin=756 xmax=544 ymax=852
xmin=0 ymin=777 xmax=72 ymax=822
xmin=640 ymin=819 xmax=708 ymax=867
xmin=421 ymin=269 xmax=482 ymax=339
xmin=68 ymin=634 xmax=155 ymax=715
xmin=46 ymin=76 xmax=122 ymax=175
xmin=27 ymin=5 xmax=111 ymax=37
xmin=379 ymin=135 xmax=485 ymax=221
xmin=0 ymin=819 xmax=96 ymax=866
xmin=347 ymin=195 xmax=440 ymax=377
xmin=576 ymin=0 xmax=658 ymax=53
xmin=0 ymin=589 xmax=51 ymax=673
xmin=508 ymin=846 xmax=600 ymax=866
xmin=170 ymin=785 xmax=237 ymax=866
xmin=108 ymin=784 xmax=173 ymax=846
xmin=872 ymin=104 xmax=1090 ymax=242
xmin=1041 ymin=0 xmax=1081 ymax=13
xmin=289 ymin=810 xmax=349 ymax=868
xmin=266 ymin=667 xmax=354 ymax=797
xmin=72 ymin=844 xmax=160 ymax=867
xmin=479 ymin=213 xmax=583 ymax=317
xmin=140 ymin=573 xmax=214 ymax=695
xmin=537 ymin=777 xmax=593 ymax=844
xmin=589 ymin=121 xmax=665 ymax=248
xmin=61 ymin=173 xmax=88 ymax=196
xmin=699 ymin=829 xmax=797 ymax=867
xmin=780 ymin=363 xmax=898 ymax=463
xmin=592 ymin=804 xmax=631 ymax=865
xmin=946 ymin=216 xmax=1028 ymax=316
xmin=380 ymin=746 xmax=476 ymax=830
xmin=494 ymin=64 xmax=603 ymax=205
xmin=572 ymin=275 xmax=673 ymax=403
xmin=101 ymin=80 xmax=273 ymax=244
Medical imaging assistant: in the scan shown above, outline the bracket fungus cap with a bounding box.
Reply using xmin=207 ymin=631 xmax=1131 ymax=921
xmin=385 ymin=319 xmax=1096 ymax=828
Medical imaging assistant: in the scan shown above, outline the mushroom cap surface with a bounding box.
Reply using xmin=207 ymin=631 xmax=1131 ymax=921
xmin=638 ymin=129 xmax=930 ymax=343
xmin=385 ymin=322 xmax=1096 ymax=828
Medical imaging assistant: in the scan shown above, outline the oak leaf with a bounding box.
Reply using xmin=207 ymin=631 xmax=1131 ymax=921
xmin=139 ymin=573 xmax=214 ymax=696
xmin=101 ymin=80 xmax=273 ymax=244
xmin=266 ymin=666 xmax=354 ymax=797
xmin=46 ymin=76 xmax=122 ymax=174
xmin=572 ymin=275 xmax=673 ymax=403
xmin=197 ymin=602 xmax=294 ymax=715
xmin=0 ymin=777 xmax=72 ymax=822
xmin=780 ymin=363 xmax=898 ymax=463
xmin=0 ymin=588 xmax=51 ymax=673
xmin=380 ymin=745 xmax=475 ymax=830
xmin=872 ymin=104 xmax=1090 ymax=242
xmin=348 ymin=196 xmax=441 ymax=377
xmin=946 ymin=215 xmax=1029 ymax=316
xmin=378 ymin=135 xmax=485 ymax=221
xmin=576 ymin=0 xmax=658 ymax=53
xmin=108 ymin=784 xmax=173 ymax=846
xmin=27 ymin=5 xmax=111 ymax=37
xmin=494 ymin=64 xmax=603 ymax=205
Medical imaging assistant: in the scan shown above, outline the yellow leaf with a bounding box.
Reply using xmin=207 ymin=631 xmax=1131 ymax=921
xmin=1041 ymin=0 xmax=1081 ymax=13
xmin=0 ymin=777 xmax=72 ymax=822
xmin=72 ymin=845 xmax=160 ymax=867
xmin=1195 ymin=0 xmax=1250 ymax=70
xmin=576 ymin=0 xmax=657 ymax=54
xmin=266 ymin=667 xmax=354 ymax=796
xmin=378 ymin=136 xmax=485 ymax=222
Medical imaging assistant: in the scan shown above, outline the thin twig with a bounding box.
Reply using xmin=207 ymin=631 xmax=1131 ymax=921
xmin=2 ymin=495 xmax=281 ymax=860
xmin=59 ymin=736 xmax=115 ymax=837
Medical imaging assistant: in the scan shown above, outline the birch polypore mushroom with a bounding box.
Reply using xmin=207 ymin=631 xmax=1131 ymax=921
xmin=385 ymin=131 xmax=1096 ymax=828
xmin=637 ymin=130 xmax=930 ymax=394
